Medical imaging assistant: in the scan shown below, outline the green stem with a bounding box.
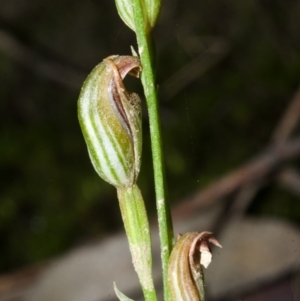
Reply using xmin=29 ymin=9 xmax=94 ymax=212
xmin=130 ymin=1 xmax=174 ymax=300
xmin=118 ymin=185 xmax=157 ymax=301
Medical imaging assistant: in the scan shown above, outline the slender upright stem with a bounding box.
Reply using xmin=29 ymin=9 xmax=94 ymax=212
xmin=130 ymin=1 xmax=174 ymax=300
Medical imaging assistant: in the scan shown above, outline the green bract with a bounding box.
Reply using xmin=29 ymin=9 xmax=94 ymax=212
xmin=78 ymin=55 xmax=142 ymax=188
xmin=115 ymin=0 xmax=161 ymax=32
xmin=117 ymin=184 xmax=156 ymax=299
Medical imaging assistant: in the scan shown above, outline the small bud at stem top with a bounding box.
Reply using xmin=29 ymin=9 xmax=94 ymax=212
xmin=115 ymin=0 xmax=161 ymax=33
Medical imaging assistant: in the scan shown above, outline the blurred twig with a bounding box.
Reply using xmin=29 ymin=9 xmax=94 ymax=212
xmin=172 ymin=135 xmax=300 ymax=220
xmin=209 ymin=84 xmax=300 ymax=233
xmin=0 ymin=264 xmax=44 ymax=301
xmin=0 ymin=28 xmax=85 ymax=89
xmin=0 ymin=27 xmax=230 ymax=103
xmin=277 ymin=168 xmax=300 ymax=198
xmin=272 ymin=84 xmax=300 ymax=144
xmin=160 ymin=37 xmax=230 ymax=101
xmin=254 ymin=1 xmax=297 ymax=60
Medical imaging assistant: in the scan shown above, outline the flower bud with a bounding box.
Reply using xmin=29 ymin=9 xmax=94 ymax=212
xmin=78 ymin=55 xmax=142 ymax=188
xmin=115 ymin=0 xmax=161 ymax=33
xmin=168 ymin=232 xmax=222 ymax=301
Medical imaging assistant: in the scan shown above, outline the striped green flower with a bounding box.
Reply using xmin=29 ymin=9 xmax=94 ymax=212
xmin=78 ymin=55 xmax=142 ymax=188
xmin=115 ymin=0 xmax=161 ymax=33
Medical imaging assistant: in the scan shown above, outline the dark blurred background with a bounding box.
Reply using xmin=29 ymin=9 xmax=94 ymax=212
xmin=1 ymin=0 xmax=300 ymax=293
